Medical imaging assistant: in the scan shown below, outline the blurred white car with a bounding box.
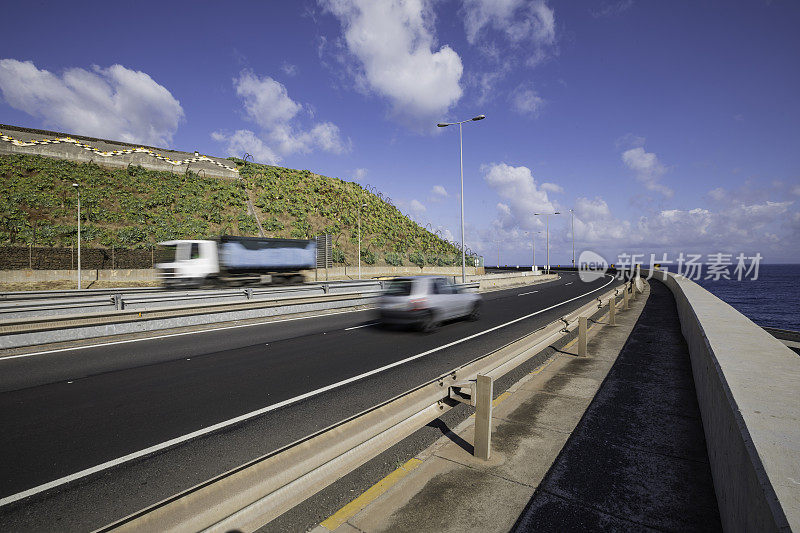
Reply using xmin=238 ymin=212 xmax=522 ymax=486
xmin=378 ymin=276 xmax=481 ymax=332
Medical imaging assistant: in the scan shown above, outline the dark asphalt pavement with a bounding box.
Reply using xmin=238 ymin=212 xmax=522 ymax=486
xmin=0 ymin=272 xmax=618 ymax=530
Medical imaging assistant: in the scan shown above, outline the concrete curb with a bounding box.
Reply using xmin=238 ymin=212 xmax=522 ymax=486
xmin=659 ymin=273 xmax=798 ymax=532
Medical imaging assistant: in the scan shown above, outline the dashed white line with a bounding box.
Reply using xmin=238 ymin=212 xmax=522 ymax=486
xmin=345 ymin=322 xmax=378 ymax=331
xmin=565 ymin=282 xmax=573 ymax=285
xmin=517 ymin=290 xmax=539 ymax=296
xmin=0 ymin=275 xmax=616 ymax=507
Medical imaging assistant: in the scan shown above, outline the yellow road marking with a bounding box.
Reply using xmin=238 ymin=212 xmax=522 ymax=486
xmin=320 ymin=458 xmax=423 ymax=530
xmin=492 ymin=391 xmax=511 ymax=407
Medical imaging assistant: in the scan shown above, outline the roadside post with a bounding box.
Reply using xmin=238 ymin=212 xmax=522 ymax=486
xmin=474 ymin=375 xmax=493 ymax=460
xmin=578 ymin=316 xmax=588 ymax=356
xmin=609 ymin=295 xmax=616 ymax=325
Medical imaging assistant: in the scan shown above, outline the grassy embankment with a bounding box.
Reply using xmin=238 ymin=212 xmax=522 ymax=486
xmin=0 ymin=154 xmax=474 ymax=267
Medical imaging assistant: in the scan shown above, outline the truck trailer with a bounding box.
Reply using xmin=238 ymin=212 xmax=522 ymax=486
xmin=156 ymin=236 xmax=317 ymax=287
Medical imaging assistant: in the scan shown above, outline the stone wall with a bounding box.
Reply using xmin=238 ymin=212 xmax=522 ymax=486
xmin=0 ymin=124 xmax=239 ymax=179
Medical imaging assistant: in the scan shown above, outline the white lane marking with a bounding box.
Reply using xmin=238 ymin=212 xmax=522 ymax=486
xmin=345 ymin=323 xmax=378 ymax=331
xmin=517 ymin=290 xmax=539 ymax=296
xmin=0 ymin=307 xmax=369 ymax=361
xmin=565 ymin=282 xmax=573 ymax=285
xmin=0 ymin=275 xmax=615 ymax=508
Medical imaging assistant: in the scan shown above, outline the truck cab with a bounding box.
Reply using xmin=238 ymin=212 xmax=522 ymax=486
xmin=156 ymin=240 xmax=220 ymax=287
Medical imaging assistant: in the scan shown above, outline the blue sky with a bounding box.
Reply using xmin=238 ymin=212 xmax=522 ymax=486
xmin=1 ymin=0 xmax=799 ymax=264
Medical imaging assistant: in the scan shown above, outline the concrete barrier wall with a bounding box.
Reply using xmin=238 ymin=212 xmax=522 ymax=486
xmin=467 ymin=271 xmax=555 ymax=291
xmin=0 ymin=269 xmax=159 ymax=283
xmin=661 ymin=272 xmax=798 ymax=532
xmin=314 ymin=265 xmax=484 ymax=279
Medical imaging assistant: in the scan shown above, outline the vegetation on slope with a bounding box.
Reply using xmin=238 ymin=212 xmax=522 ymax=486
xmin=0 ymin=154 xmax=474 ymax=267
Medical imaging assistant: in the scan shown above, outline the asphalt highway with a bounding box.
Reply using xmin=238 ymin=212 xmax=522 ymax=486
xmin=0 ymin=271 xmax=619 ymax=530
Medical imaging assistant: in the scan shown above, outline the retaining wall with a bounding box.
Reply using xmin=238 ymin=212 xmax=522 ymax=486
xmin=660 ymin=272 xmax=798 ymax=532
xmin=0 ymin=124 xmax=239 ymax=179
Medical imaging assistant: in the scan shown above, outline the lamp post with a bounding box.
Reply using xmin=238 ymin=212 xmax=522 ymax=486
xmin=569 ymin=208 xmax=575 ymax=267
xmin=358 ymin=202 xmax=367 ymax=280
xmin=533 ymin=212 xmax=561 ymax=274
xmin=72 ymin=183 xmax=81 ymax=289
xmin=525 ymin=231 xmax=542 ymax=271
xmin=437 ymin=114 xmax=485 ymax=283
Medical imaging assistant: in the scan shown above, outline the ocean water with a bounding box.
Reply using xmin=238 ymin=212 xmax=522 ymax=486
xmin=695 ymin=264 xmax=800 ymax=332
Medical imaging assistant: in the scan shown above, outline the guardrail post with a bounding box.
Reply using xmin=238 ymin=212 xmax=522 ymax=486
xmin=578 ymin=316 xmax=587 ymax=357
xmin=245 ymin=288 xmax=253 ymax=300
xmin=623 ymin=285 xmax=629 ymax=310
xmin=609 ymin=295 xmax=616 ymax=325
xmin=113 ymin=293 xmax=122 ymax=310
xmin=474 ymin=374 xmax=493 ymax=460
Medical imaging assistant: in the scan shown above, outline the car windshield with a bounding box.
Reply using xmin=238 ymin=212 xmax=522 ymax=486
xmin=385 ymin=279 xmax=413 ymax=296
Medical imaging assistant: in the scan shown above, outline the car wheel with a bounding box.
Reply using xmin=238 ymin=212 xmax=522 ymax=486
xmin=419 ymin=311 xmax=438 ymax=333
xmin=467 ymin=302 xmax=480 ymax=321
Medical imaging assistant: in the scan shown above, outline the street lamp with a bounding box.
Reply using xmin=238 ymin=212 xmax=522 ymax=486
xmin=72 ymin=183 xmax=81 ymax=289
xmin=525 ymin=231 xmax=543 ymax=272
xmin=358 ymin=203 xmax=367 ymax=280
xmin=533 ymin=211 xmax=561 ymax=274
xmin=569 ymin=209 xmax=575 ymax=267
xmin=437 ymin=114 xmax=485 ymax=282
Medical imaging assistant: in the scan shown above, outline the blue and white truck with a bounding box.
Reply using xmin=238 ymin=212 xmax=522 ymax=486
xmin=156 ymin=236 xmax=317 ymax=287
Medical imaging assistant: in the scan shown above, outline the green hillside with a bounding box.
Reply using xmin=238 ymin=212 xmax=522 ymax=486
xmin=0 ymin=153 xmax=474 ymax=267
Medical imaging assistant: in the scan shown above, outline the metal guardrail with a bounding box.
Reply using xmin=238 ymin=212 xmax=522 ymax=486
xmin=98 ymin=279 xmax=636 ymax=532
xmin=0 ymin=281 xmax=481 ymax=338
xmin=0 ymin=280 xmax=389 ymax=320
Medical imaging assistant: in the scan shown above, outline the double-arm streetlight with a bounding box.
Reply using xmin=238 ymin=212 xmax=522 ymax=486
xmin=358 ymin=202 xmax=367 ymax=279
xmin=72 ymin=183 xmax=81 ymax=289
xmin=533 ymin=211 xmax=560 ymax=274
xmin=437 ymin=114 xmax=486 ymax=282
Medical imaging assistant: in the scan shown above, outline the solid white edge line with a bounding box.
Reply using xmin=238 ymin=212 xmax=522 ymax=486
xmin=0 ymin=308 xmax=371 ymax=361
xmin=0 ymin=275 xmax=614 ymax=507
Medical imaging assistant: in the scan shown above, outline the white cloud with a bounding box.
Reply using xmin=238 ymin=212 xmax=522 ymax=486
xmin=708 ymin=187 xmax=726 ymax=202
xmin=431 ymin=184 xmax=448 ymax=200
xmin=621 ymin=146 xmax=673 ymax=197
xmin=482 ymin=162 xmax=556 ymax=230
xmin=791 ymin=185 xmax=800 ymax=196
xmin=570 ymin=195 xmax=798 ymax=262
xmin=510 ymin=85 xmax=545 ymax=116
xmin=410 ymin=199 xmax=426 ymax=213
xmin=211 ymin=129 xmax=280 ymax=164
xmin=282 ymin=63 xmax=298 ymax=76
xmin=0 ymin=59 xmax=183 ymax=146
xmin=320 ymin=0 xmax=463 ymax=125
xmin=541 ymin=182 xmax=563 ymax=193
xmin=615 ymin=133 xmax=645 ymax=149
xmin=463 ymin=0 xmax=556 ymax=66
xmin=212 ymin=70 xmax=350 ymax=163
xmin=235 ymin=70 xmax=301 ymax=127
xmin=353 ymin=167 xmax=368 ymax=181
xmin=573 ymin=196 xmax=631 ymax=243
